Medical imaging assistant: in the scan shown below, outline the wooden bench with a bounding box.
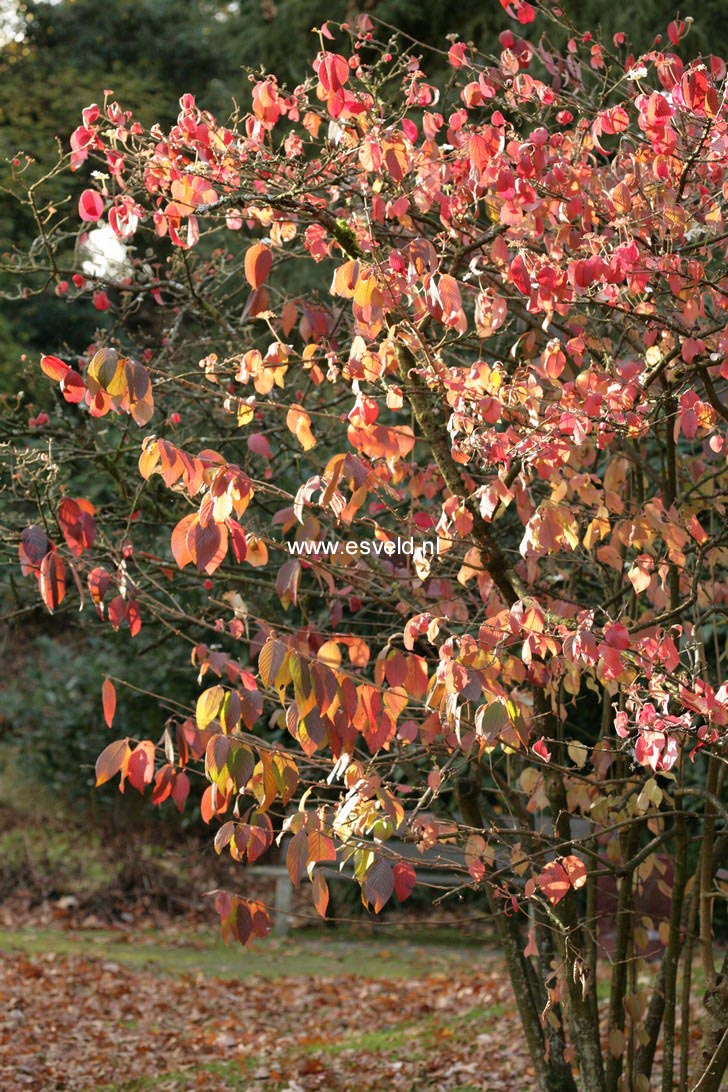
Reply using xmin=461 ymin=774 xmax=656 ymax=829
xmin=252 ymin=853 xmax=468 ymax=936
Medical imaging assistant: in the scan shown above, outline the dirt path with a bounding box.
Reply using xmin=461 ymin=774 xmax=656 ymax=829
xmin=0 ymin=927 xmax=535 ymax=1091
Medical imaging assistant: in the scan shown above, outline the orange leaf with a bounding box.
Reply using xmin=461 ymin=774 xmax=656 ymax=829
xmin=286 ymin=404 xmax=316 ymax=450
xmin=524 ymin=927 xmax=538 ymax=958
xmin=102 ymin=678 xmax=116 ymax=728
xmin=312 ymin=871 xmax=329 ymax=918
xmin=171 ymin=513 xmax=196 ymax=568
xmin=216 ymin=894 xmax=270 ymax=947
xmin=287 ymin=830 xmax=309 ymax=888
xmin=245 ymin=535 xmax=269 ymax=567
xmin=330 ymin=259 xmax=360 ymax=299
xmin=40 ymin=354 xmax=70 ymax=381
xmin=95 ymin=738 xmax=130 ymax=786
xmin=138 ymin=439 xmax=160 ymax=480
xmin=307 ymin=830 xmax=336 ymax=871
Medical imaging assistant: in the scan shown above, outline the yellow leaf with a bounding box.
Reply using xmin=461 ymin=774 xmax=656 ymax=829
xmin=317 ymin=640 xmax=342 ymax=667
xmin=196 ymin=685 xmax=225 ymax=730
xmin=237 ymin=401 xmax=255 ymax=427
xmin=568 ymin=741 xmax=588 ymax=768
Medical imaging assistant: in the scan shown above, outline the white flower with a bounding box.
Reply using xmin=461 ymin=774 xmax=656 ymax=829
xmin=80 ymin=224 xmax=132 ymax=281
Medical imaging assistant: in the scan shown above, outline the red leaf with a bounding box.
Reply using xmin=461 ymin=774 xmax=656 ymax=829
xmin=536 ymin=855 xmax=587 ymax=905
xmin=39 ymin=551 xmax=66 ymax=612
xmin=667 ymin=20 xmax=684 ymax=46
xmin=393 ymin=860 xmax=416 ymax=902
xmin=469 ymin=134 xmax=490 ymax=175
xmin=190 ymin=520 xmax=227 ymax=574
xmin=316 ymin=52 xmax=349 ymax=93
xmin=247 ymin=432 xmax=272 ymax=459
xmin=127 ymin=740 xmax=156 ymax=793
xmin=60 ymin=370 xmax=86 ymax=403
xmin=215 ymin=890 xmax=232 ymax=920
xmin=246 ymin=810 xmax=274 ymax=863
xmin=127 ymin=600 xmax=142 ymax=637
xmin=171 ymin=771 xmax=190 ymax=812
xmin=152 ymin=764 xmax=175 ymax=805
xmin=19 ymin=526 xmax=50 ymax=575
xmin=57 ymin=497 xmax=96 ymax=557
xmin=102 ymin=678 xmax=116 ymax=728
xmin=435 ymin=273 xmax=466 ymax=331
xmin=228 ymin=519 xmax=247 ymax=563
xmin=604 ymin=622 xmax=631 ymax=650
xmin=259 ymin=638 xmax=287 ymax=689
xmin=79 ymin=189 xmax=105 ymax=221
xmin=244 ymin=534 xmax=268 ymax=567
xmin=108 ymin=595 xmax=128 ymax=631
xmin=275 ymin=558 xmax=301 ymax=608
xmin=510 ymin=253 xmax=531 ymax=295
xmin=532 ymin=737 xmax=552 ymax=762
xmin=449 ymin=42 xmax=467 ymax=68
xmin=247 ymin=899 xmax=272 ymax=942
xmin=384 ymin=652 xmax=408 ymax=688
xmin=124 ymin=358 xmax=155 ymax=426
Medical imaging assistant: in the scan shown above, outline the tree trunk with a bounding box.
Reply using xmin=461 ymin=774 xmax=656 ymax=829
xmin=696 ymin=965 xmax=728 ymax=1092
xmin=543 ymin=761 xmax=606 ymax=1092
xmin=457 ymin=774 xmax=578 ymax=1092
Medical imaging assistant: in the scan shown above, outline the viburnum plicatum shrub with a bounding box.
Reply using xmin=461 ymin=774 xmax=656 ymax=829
xmin=5 ymin=4 xmax=728 ymax=1089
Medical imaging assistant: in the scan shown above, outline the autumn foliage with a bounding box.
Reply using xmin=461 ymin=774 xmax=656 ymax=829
xmin=5 ymin=3 xmax=728 ymax=1089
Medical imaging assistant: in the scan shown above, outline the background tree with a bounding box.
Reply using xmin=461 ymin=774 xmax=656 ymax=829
xmin=2 ymin=4 xmax=728 ymax=1091
xmin=2 ymin=0 xmax=727 ymax=385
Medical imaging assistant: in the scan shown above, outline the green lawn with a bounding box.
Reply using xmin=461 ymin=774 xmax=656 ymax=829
xmin=0 ymin=922 xmax=491 ymax=980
